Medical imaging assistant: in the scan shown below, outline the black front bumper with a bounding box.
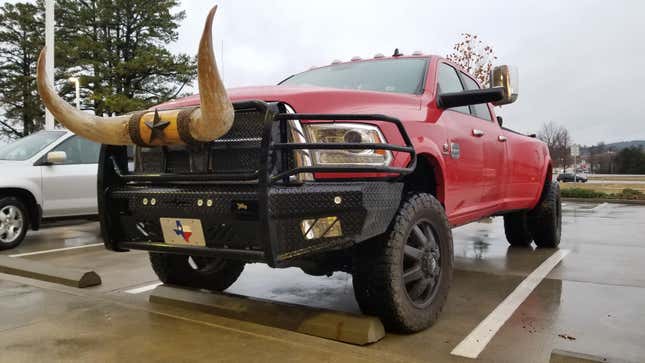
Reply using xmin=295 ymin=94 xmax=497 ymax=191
xmin=98 ymin=100 xmax=414 ymax=267
xmin=104 ymin=182 xmax=402 ymax=266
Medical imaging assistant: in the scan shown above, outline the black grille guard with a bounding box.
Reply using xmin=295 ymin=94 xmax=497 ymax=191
xmin=97 ymin=100 xmax=417 ymax=265
xmin=101 ymin=100 xmax=417 ymax=186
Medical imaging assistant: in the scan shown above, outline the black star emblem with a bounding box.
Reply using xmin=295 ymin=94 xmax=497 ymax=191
xmin=145 ymin=109 xmax=170 ymax=144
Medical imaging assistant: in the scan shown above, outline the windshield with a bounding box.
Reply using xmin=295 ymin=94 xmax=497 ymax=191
xmin=0 ymin=131 xmax=66 ymax=161
xmin=280 ymin=58 xmax=428 ymax=95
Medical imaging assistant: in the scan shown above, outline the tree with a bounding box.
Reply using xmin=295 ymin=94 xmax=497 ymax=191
xmin=615 ymin=146 xmax=645 ymax=174
xmin=0 ymin=1 xmax=45 ymax=138
xmin=537 ymin=121 xmax=573 ymax=170
xmin=54 ymin=0 xmax=197 ymax=116
xmin=446 ymin=33 xmax=497 ymax=86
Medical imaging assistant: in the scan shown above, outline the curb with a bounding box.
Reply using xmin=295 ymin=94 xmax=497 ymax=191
xmin=149 ymin=284 xmax=385 ymax=345
xmin=562 ymin=198 xmax=645 ymax=205
xmin=0 ymin=256 xmax=101 ymax=288
xmin=551 ymin=349 xmax=633 ymax=363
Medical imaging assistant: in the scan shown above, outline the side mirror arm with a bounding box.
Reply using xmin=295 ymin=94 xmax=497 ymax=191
xmin=436 ymin=88 xmax=505 ymax=109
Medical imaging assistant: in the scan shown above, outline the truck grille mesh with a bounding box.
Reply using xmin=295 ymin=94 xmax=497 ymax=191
xmin=136 ymin=108 xmax=266 ymax=174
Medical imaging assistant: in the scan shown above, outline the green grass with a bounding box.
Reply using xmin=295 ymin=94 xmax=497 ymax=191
xmin=561 ymin=187 xmax=645 ymax=200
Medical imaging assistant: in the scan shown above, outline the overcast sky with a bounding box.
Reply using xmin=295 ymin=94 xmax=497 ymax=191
xmin=3 ymin=0 xmax=644 ymax=145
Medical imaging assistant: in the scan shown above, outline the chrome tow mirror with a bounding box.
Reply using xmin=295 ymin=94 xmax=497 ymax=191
xmin=490 ymin=65 xmax=519 ymax=106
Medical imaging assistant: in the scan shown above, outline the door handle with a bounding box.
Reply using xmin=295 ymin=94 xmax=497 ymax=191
xmin=472 ymin=129 xmax=485 ymax=137
xmin=498 ymin=135 xmax=507 ymax=142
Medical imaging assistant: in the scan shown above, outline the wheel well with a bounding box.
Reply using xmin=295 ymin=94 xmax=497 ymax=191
xmin=0 ymin=188 xmax=40 ymax=230
xmin=540 ymin=163 xmax=554 ymax=200
xmin=402 ymin=154 xmax=445 ymax=206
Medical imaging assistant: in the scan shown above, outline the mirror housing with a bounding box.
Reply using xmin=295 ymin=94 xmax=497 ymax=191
xmin=437 ymin=88 xmax=505 ymax=109
xmin=490 ymin=65 xmax=519 ymax=106
xmin=46 ymin=151 xmax=67 ymax=164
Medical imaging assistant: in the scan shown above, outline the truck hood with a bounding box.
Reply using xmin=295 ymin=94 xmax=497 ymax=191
xmin=156 ymin=85 xmax=422 ymax=117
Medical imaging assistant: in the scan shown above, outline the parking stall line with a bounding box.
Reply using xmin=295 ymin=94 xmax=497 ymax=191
xmin=451 ymin=249 xmax=570 ymax=359
xmin=125 ymin=282 xmax=163 ymax=294
xmin=8 ymin=243 xmax=105 ymax=258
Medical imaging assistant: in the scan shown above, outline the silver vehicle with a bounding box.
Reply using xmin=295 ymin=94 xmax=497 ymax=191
xmin=0 ymin=130 xmax=100 ymax=249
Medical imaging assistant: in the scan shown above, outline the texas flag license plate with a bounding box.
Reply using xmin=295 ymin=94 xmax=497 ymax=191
xmin=160 ymin=218 xmax=206 ymax=247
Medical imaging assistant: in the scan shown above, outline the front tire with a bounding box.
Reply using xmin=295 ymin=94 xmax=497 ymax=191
xmin=0 ymin=197 xmax=28 ymax=250
xmin=529 ymin=182 xmax=562 ymax=248
xmin=149 ymin=253 xmax=245 ymax=291
xmin=352 ymin=193 xmax=453 ymax=333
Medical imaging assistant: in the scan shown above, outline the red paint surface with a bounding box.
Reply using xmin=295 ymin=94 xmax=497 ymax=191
xmin=156 ymin=55 xmax=550 ymax=227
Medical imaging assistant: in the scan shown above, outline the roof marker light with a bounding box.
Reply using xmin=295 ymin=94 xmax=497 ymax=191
xmin=412 ymin=50 xmax=424 ymax=56
xmin=374 ymin=53 xmax=385 ymax=58
xmin=351 ymin=56 xmax=362 ymax=61
xmin=331 ymin=59 xmax=342 ymax=65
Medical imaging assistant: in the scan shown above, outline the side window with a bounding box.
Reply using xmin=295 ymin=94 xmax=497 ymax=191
xmin=51 ymin=136 xmax=101 ymax=164
xmin=460 ymin=74 xmax=493 ymax=121
xmin=437 ymin=63 xmax=469 ymax=114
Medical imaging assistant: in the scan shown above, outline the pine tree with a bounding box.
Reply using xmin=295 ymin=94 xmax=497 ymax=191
xmin=0 ymin=2 xmax=45 ymax=138
xmin=54 ymin=0 xmax=197 ymax=116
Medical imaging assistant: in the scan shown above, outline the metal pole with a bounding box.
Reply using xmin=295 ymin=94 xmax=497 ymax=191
xmin=69 ymin=77 xmax=80 ymax=109
xmin=45 ymin=0 xmax=55 ymax=130
xmin=571 ymin=144 xmax=579 ymax=182
xmin=75 ymin=80 xmax=80 ymax=110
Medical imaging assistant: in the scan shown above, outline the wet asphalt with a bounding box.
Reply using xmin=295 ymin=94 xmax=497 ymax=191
xmin=0 ymin=201 xmax=644 ymax=362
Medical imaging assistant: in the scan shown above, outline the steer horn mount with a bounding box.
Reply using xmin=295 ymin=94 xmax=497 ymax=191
xmin=36 ymin=5 xmax=233 ymax=146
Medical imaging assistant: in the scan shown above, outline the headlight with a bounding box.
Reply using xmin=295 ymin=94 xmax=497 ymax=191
xmin=302 ymin=123 xmax=393 ymax=166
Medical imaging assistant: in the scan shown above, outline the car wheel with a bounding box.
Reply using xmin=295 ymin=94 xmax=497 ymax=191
xmin=0 ymin=197 xmax=29 ymax=250
xmin=503 ymin=212 xmax=533 ymax=246
xmin=149 ymin=253 xmax=245 ymax=291
xmin=529 ymin=182 xmax=562 ymax=248
xmin=352 ymin=193 xmax=453 ymax=333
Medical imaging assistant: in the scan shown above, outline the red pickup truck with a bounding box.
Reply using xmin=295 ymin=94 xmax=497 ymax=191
xmin=37 ymin=7 xmax=560 ymax=333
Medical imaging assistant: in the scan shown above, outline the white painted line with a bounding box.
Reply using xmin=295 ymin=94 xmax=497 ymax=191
xmin=590 ymin=202 xmax=608 ymax=211
xmin=451 ymin=249 xmax=570 ymax=359
xmin=8 ymin=243 xmax=104 ymax=258
xmin=125 ymin=282 xmax=162 ymax=294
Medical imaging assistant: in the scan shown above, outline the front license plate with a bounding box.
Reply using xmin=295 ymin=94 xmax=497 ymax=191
xmin=160 ymin=218 xmax=206 ymax=247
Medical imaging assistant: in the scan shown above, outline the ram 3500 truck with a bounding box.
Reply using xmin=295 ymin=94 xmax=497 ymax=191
xmin=36 ymin=6 xmax=559 ymax=333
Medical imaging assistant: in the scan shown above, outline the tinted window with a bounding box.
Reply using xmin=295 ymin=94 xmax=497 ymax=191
xmin=437 ymin=63 xmax=469 ymax=114
xmin=0 ymin=131 xmax=65 ymax=161
xmin=51 ymin=136 xmax=100 ymax=164
xmin=281 ymin=58 xmax=428 ymax=95
xmin=460 ymin=74 xmax=493 ymax=121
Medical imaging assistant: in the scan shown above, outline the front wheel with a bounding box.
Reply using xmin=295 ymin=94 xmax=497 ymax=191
xmin=0 ymin=197 xmax=28 ymax=250
xmin=149 ymin=253 xmax=245 ymax=291
xmin=352 ymin=193 xmax=453 ymax=333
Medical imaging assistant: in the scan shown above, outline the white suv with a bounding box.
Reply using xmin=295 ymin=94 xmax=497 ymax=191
xmin=0 ymin=130 xmax=101 ymax=249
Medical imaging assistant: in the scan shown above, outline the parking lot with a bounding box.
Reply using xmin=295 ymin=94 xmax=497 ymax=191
xmin=1 ymin=201 xmax=644 ymax=363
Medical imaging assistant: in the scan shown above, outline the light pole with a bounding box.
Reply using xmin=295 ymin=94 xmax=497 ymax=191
xmin=68 ymin=77 xmax=80 ymax=109
xmin=45 ymin=0 xmax=55 ymax=130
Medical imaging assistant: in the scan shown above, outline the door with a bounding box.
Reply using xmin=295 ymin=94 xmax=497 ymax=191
xmin=41 ymin=135 xmax=101 ymax=217
xmin=436 ymin=63 xmax=485 ymax=219
xmin=459 ymin=73 xmax=507 ymax=209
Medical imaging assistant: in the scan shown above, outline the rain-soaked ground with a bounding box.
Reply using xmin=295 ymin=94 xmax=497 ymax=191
xmin=1 ymin=201 xmax=644 ymax=362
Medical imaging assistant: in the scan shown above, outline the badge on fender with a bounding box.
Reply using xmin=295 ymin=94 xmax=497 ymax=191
xmin=450 ymin=142 xmax=461 ymax=159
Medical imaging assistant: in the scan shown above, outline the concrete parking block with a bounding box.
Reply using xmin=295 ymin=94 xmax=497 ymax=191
xmin=0 ymin=256 xmax=101 ymax=288
xmin=149 ymin=284 xmax=385 ymax=345
xmin=550 ymin=349 xmax=631 ymax=363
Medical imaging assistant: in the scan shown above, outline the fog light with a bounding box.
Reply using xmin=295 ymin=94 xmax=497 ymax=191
xmin=301 ymin=217 xmax=343 ymax=240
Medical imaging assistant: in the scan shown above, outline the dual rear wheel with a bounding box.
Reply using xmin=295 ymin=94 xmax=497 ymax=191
xmin=504 ymin=181 xmax=562 ymax=248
